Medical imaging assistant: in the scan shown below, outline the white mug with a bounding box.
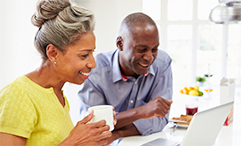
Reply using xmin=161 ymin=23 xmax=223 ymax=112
xmin=88 ymin=105 xmax=114 ymax=131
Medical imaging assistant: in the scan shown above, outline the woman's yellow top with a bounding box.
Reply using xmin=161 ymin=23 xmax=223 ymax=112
xmin=0 ymin=76 xmax=74 ymax=146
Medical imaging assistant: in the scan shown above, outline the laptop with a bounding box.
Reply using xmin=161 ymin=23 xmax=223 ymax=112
xmin=141 ymin=101 xmax=234 ymax=146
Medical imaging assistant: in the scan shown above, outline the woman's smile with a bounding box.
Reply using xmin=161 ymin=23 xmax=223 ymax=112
xmin=79 ymin=71 xmax=90 ymax=79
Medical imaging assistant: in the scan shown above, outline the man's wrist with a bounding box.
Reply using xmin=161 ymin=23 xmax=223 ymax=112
xmin=114 ymin=124 xmax=141 ymax=138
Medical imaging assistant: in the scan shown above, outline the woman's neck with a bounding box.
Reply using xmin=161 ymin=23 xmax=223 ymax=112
xmin=25 ymin=60 xmax=65 ymax=91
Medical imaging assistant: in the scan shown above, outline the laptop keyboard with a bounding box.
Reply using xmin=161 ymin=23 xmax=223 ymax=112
xmin=141 ymin=138 xmax=181 ymax=146
xmin=171 ymin=143 xmax=180 ymax=146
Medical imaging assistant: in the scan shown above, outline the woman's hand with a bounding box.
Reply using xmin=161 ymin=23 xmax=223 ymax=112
xmin=59 ymin=110 xmax=112 ymax=146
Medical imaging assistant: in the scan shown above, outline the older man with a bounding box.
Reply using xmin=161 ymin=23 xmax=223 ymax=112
xmin=78 ymin=12 xmax=173 ymax=145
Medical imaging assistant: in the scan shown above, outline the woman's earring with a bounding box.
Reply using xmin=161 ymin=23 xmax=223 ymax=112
xmin=54 ymin=62 xmax=56 ymax=64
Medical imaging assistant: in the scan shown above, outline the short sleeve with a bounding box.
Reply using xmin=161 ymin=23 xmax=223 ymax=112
xmin=0 ymin=83 xmax=37 ymax=138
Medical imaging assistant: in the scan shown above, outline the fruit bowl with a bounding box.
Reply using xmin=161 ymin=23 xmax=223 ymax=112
xmin=179 ymin=85 xmax=203 ymax=96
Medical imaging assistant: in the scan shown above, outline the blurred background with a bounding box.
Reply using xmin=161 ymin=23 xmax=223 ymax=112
xmin=1 ymin=0 xmax=241 ymax=124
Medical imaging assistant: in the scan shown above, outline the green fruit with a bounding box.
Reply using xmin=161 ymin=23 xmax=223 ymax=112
xmin=198 ymin=91 xmax=203 ymax=96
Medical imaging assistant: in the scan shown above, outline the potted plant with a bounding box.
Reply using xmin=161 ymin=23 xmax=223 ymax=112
xmin=196 ymin=76 xmax=206 ymax=86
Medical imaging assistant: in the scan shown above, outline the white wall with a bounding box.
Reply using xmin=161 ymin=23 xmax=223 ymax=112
xmin=0 ymin=0 xmax=41 ymax=89
xmin=0 ymin=0 xmax=143 ymax=89
xmin=93 ymin=0 xmax=143 ymax=55
xmin=73 ymin=0 xmax=143 ymax=55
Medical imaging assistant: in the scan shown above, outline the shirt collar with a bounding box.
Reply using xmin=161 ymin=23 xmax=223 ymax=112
xmin=121 ymin=72 xmax=129 ymax=81
xmin=112 ymin=49 xmax=155 ymax=82
xmin=121 ymin=71 xmax=149 ymax=81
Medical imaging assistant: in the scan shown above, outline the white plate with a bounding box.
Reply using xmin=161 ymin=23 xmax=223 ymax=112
xmin=169 ymin=119 xmax=188 ymax=123
xmin=176 ymin=123 xmax=189 ymax=128
xmin=169 ymin=120 xmax=189 ymax=128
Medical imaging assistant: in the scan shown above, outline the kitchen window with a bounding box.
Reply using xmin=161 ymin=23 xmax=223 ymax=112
xmin=143 ymin=0 xmax=241 ymax=87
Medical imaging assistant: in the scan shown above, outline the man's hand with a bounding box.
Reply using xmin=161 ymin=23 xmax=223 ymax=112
xmin=114 ymin=97 xmax=172 ymax=130
xmin=140 ymin=96 xmax=173 ymax=119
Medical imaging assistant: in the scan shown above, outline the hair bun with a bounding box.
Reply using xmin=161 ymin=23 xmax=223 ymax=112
xmin=31 ymin=0 xmax=71 ymax=27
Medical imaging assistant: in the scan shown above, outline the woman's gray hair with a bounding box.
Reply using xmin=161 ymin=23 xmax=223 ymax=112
xmin=31 ymin=0 xmax=95 ymax=60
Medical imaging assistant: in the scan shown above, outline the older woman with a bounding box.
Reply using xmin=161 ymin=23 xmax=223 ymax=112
xmin=0 ymin=0 xmax=115 ymax=145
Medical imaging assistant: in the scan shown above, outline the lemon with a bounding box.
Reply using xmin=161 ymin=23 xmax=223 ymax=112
xmin=189 ymin=90 xmax=199 ymax=96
